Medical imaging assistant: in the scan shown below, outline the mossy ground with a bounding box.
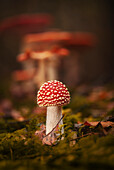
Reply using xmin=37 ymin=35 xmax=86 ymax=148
xmin=0 ymin=82 xmax=114 ymax=170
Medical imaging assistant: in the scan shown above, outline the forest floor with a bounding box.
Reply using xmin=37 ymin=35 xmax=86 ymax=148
xmin=0 ymin=81 xmax=114 ymax=170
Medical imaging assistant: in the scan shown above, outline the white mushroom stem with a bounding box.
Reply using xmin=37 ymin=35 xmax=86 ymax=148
xmin=34 ymin=59 xmax=46 ymax=87
xmin=46 ymin=106 xmax=64 ymax=135
xmin=47 ymin=54 xmax=60 ymax=80
xmin=31 ymin=51 xmax=52 ymax=87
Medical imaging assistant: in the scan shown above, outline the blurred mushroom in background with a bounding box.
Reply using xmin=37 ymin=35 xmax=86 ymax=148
xmin=12 ymin=69 xmax=35 ymax=98
xmin=0 ymin=14 xmax=52 ymax=34
xmin=0 ymin=13 xmax=53 ymax=97
xmin=24 ymin=31 xmax=97 ymax=88
xmin=0 ymin=99 xmax=13 ymax=118
xmin=62 ymin=32 xmax=97 ymax=86
xmin=24 ymin=31 xmax=70 ymax=86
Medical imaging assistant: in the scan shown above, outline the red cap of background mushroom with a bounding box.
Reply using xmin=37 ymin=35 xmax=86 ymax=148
xmin=24 ymin=31 xmax=71 ymax=43
xmin=17 ymin=50 xmax=31 ymax=62
xmin=37 ymin=80 xmax=70 ymax=107
xmin=12 ymin=70 xmax=34 ymax=81
xmin=0 ymin=14 xmax=52 ymax=34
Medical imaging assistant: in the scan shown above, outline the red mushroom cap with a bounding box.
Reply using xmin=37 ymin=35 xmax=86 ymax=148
xmin=17 ymin=51 xmax=31 ymax=62
xmin=12 ymin=70 xmax=34 ymax=81
xmin=0 ymin=14 xmax=52 ymax=34
xmin=37 ymin=80 xmax=70 ymax=107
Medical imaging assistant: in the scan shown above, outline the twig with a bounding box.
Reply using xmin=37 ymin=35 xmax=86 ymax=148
xmin=70 ymin=132 xmax=99 ymax=141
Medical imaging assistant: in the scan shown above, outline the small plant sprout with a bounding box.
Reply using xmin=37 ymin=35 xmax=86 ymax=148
xmin=37 ymin=80 xmax=70 ymax=135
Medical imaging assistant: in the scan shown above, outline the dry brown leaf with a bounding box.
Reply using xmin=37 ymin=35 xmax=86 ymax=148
xmin=89 ymin=121 xmax=114 ymax=127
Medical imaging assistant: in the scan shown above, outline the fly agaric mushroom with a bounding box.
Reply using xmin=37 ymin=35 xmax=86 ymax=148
xmin=37 ymin=80 xmax=70 ymax=135
xmin=24 ymin=31 xmax=70 ymax=85
xmin=24 ymin=31 xmax=96 ymax=87
xmin=62 ymin=32 xmax=97 ymax=86
xmin=0 ymin=14 xmax=53 ymax=92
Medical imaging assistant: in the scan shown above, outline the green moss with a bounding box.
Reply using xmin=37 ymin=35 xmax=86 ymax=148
xmin=0 ymin=82 xmax=114 ymax=169
xmin=69 ymin=95 xmax=91 ymax=118
xmin=107 ymin=109 xmax=114 ymax=116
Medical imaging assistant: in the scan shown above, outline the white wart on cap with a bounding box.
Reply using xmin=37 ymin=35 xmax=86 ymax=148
xmin=37 ymin=80 xmax=70 ymax=107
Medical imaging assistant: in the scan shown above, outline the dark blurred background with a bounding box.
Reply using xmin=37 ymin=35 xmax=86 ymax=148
xmin=0 ymin=0 xmax=114 ymax=87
